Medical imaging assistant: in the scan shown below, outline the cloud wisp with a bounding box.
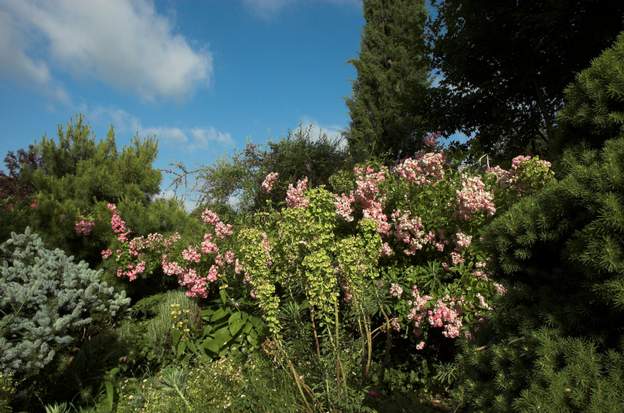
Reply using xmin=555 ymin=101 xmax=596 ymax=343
xmin=243 ymin=0 xmax=360 ymax=19
xmin=1 ymin=0 xmax=212 ymax=101
xmin=298 ymin=117 xmax=347 ymax=149
xmin=86 ymin=106 xmax=233 ymax=150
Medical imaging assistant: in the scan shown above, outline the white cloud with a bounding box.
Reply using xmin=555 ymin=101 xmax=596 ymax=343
xmin=2 ymin=0 xmax=212 ymax=101
xmin=84 ymin=106 xmax=233 ymax=149
xmin=0 ymin=10 xmax=69 ymax=102
xmin=243 ymin=0 xmax=360 ymax=19
xmin=142 ymin=126 xmax=233 ymax=148
xmin=190 ymin=127 xmax=234 ymax=146
xmin=243 ymin=0 xmax=293 ymax=19
xmin=299 ymin=117 xmax=347 ymax=149
xmin=87 ymin=106 xmax=141 ymax=134
xmin=143 ymin=127 xmax=189 ymax=144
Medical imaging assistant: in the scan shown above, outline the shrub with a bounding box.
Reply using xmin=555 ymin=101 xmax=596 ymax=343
xmin=100 ymin=142 xmax=548 ymax=407
xmin=453 ymin=136 xmax=624 ymax=410
xmin=196 ymin=124 xmax=349 ymax=213
xmin=556 ymin=31 xmax=624 ymax=153
xmin=230 ymin=146 xmax=548 ymax=407
xmin=0 ymin=228 xmax=129 ymax=380
xmin=114 ymin=353 xmax=301 ymax=413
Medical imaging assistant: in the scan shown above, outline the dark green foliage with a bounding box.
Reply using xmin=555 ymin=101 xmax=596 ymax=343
xmin=197 ymin=125 xmax=348 ymax=213
xmin=455 ymin=329 xmax=624 ymax=412
xmin=0 ymin=116 xmax=196 ymax=266
xmin=346 ymin=0 xmax=431 ymax=161
xmin=513 ymin=332 xmax=624 ymax=413
xmin=454 ymin=136 xmax=624 ymax=410
xmin=557 ymin=32 xmax=624 ymax=152
xmin=0 ymin=145 xmax=40 ymax=206
xmin=430 ymin=0 xmax=624 ymax=158
xmin=483 ymin=138 xmax=624 ymax=335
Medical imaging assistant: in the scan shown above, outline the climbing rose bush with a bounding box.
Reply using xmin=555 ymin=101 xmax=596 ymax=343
xmin=103 ymin=205 xmax=240 ymax=299
xmin=99 ymin=147 xmax=552 ymax=388
xmin=232 ymin=148 xmax=553 ymax=364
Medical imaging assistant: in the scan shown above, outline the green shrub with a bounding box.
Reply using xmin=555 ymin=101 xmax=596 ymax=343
xmin=114 ymin=353 xmax=301 ymax=413
xmin=556 ymin=31 xmax=624 ymax=153
xmin=196 ymin=124 xmax=349 ymax=214
xmin=0 ymin=229 xmax=129 ymax=379
xmin=453 ymin=136 xmax=624 ymax=410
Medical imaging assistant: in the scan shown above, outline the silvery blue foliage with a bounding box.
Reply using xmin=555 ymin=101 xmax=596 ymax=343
xmin=0 ymin=228 xmax=130 ymax=378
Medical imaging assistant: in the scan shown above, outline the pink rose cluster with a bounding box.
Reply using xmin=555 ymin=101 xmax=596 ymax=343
xmin=182 ymin=246 xmax=202 ymax=263
xmin=454 ymin=232 xmax=472 ymax=250
xmin=107 ymin=203 xmax=130 ymax=242
xmin=331 ymin=165 xmax=392 ymax=236
xmin=335 ymin=193 xmax=355 ymax=222
xmin=116 ymin=261 xmax=146 ymax=282
xmin=456 ymin=176 xmax=496 ymax=220
xmin=389 ymin=283 xmax=403 ymax=298
xmin=74 ymin=219 xmax=95 ymax=236
xmin=395 ymin=286 xmax=471 ymax=347
xmin=391 ymin=209 xmax=434 ymax=255
xmin=406 ymin=286 xmax=433 ymax=329
xmin=286 ymin=177 xmax=310 ymax=208
xmin=261 ymin=172 xmax=279 ymax=193
xmin=427 ymin=298 xmax=463 ymax=338
xmin=354 ymin=166 xmax=391 ymax=235
xmin=486 ymin=155 xmax=552 ymax=189
xmin=104 ymin=204 xmax=238 ymax=298
xmin=394 ymin=151 xmax=445 ymax=185
xmin=202 ymin=208 xmax=233 ymax=239
xmin=157 ymin=209 xmax=237 ymax=298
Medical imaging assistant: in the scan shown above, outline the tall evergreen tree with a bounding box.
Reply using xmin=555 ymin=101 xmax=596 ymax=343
xmin=346 ymin=0 xmax=431 ymax=162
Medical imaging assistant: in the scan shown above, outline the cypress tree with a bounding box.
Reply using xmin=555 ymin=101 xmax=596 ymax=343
xmin=346 ymin=0 xmax=430 ymax=162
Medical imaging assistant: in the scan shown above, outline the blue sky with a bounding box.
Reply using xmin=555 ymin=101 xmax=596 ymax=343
xmin=0 ymin=0 xmax=365 ymax=200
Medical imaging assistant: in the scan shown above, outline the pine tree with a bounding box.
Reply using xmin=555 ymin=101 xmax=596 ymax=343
xmin=556 ymin=31 xmax=624 ymax=153
xmin=346 ymin=0 xmax=430 ymax=162
xmin=452 ymin=36 xmax=624 ymax=408
xmin=453 ymin=135 xmax=624 ymax=411
xmin=0 ymin=116 xmax=197 ymax=266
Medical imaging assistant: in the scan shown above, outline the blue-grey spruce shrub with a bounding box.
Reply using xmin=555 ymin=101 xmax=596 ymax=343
xmin=0 ymin=228 xmax=129 ymax=378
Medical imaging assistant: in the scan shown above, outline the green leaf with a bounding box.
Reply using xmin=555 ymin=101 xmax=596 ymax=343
xmin=208 ymin=308 xmax=229 ymax=322
xmin=246 ymin=331 xmax=259 ymax=347
xmin=219 ymin=289 xmax=228 ymax=305
xmin=228 ymin=312 xmax=245 ymax=337
xmin=203 ymin=326 xmax=232 ymax=354
xmin=177 ymin=340 xmax=187 ymax=357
